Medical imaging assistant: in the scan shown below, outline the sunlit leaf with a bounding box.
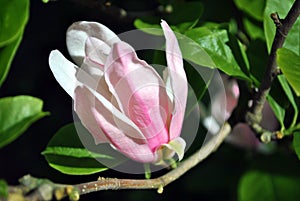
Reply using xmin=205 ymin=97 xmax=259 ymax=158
xmin=43 ymin=123 xmax=122 ymax=175
xmin=277 ymin=48 xmax=300 ymax=96
xmin=0 ymin=96 xmax=49 ymax=149
xmin=185 ymin=26 xmax=251 ymax=81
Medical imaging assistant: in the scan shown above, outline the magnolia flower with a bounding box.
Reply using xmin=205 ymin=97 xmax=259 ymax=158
xmin=205 ymin=76 xmax=278 ymax=151
xmin=49 ymin=20 xmax=187 ymax=164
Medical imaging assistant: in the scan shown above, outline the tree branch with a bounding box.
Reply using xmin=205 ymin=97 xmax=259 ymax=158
xmin=246 ymin=0 xmax=300 ymax=134
xmin=2 ymin=123 xmax=231 ymax=201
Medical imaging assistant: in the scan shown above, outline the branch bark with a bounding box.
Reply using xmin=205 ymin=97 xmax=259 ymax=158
xmin=246 ymin=0 xmax=300 ymax=133
xmin=2 ymin=123 xmax=231 ymax=201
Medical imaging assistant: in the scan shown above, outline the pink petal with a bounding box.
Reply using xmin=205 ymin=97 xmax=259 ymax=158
xmin=211 ymin=79 xmax=239 ymax=123
xmin=161 ymin=20 xmax=188 ymax=140
xmin=74 ymin=86 xmax=109 ymax=143
xmin=104 ymin=41 xmax=171 ymax=151
xmin=75 ymin=86 xmax=156 ymax=163
xmin=226 ymin=123 xmax=260 ymax=149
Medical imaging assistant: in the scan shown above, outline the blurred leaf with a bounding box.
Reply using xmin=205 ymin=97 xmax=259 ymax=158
xmin=293 ymin=131 xmax=300 ymax=160
xmin=234 ymin=0 xmax=266 ymax=21
xmin=0 ymin=33 xmax=23 ymax=87
xmin=277 ymin=48 xmax=300 ymax=96
xmin=0 ymin=180 xmax=8 ymax=198
xmin=185 ymin=26 xmax=251 ymax=81
xmin=243 ymin=18 xmax=265 ymax=41
xmin=264 ymin=0 xmax=300 ymax=53
xmin=247 ymin=39 xmax=268 ymax=82
xmin=176 ymin=19 xmax=199 ymax=33
xmin=0 ymin=96 xmax=49 ymax=149
xmin=0 ymin=0 xmax=29 ymax=46
xmin=277 ymin=75 xmax=298 ymax=126
xmin=43 ymin=123 xmax=120 ymax=175
xmin=266 ymin=95 xmax=285 ymax=129
xmin=238 ymin=170 xmax=300 ymax=201
xmin=134 ymin=19 xmax=163 ymax=36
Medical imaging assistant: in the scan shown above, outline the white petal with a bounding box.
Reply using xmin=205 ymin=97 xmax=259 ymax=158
xmin=49 ymin=50 xmax=78 ymax=98
xmin=66 ymin=21 xmax=120 ymax=66
xmin=161 ymin=137 xmax=186 ymax=161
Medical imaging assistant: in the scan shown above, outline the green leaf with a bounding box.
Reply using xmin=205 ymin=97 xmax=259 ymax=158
xmin=277 ymin=48 xmax=300 ymax=96
xmin=293 ymin=131 xmax=300 ymax=160
xmin=266 ymin=95 xmax=285 ymax=129
xmin=0 ymin=0 xmax=29 ymax=46
xmin=133 ymin=19 xmax=163 ymax=36
xmin=234 ymin=0 xmax=266 ymax=21
xmin=238 ymin=170 xmax=300 ymax=201
xmin=0 ymin=33 xmax=23 ymax=87
xmin=0 ymin=96 xmax=49 ymax=149
xmin=0 ymin=180 xmax=8 ymax=198
xmin=43 ymin=123 xmax=122 ymax=175
xmin=243 ymin=18 xmax=265 ymax=41
xmin=264 ymin=0 xmax=300 ymax=53
xmin=184 ymin=26 xmax=250 ymax=80
xmin=277 ymin=75 xmax=298 ymax=127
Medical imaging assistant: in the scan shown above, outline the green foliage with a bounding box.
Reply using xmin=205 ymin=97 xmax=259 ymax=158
xmin=185 ymin=26 xmax=251 ymax=81
xmin=238 ymin=170 xmax=300 ymax=201
xmin=234 ymin=0 xmax=266 ymax=21
xmin=264 ymin=0 xmax=300 ymax=53
xmin=43 ymin=123 xmax=120 ymax=175
xmin=0 ymin=0 xmax=29 ymax=46
xmin=0 ymin=0 xmax=29 ymax=87
xmin=133 ymin=19 xmax=163 ymax=35
xmin=266 ymin=95 xmax=286 ymax=129
xmin=277 ymin=48 xmax=300 ymax=96
xmin=0 ymin=96 xmax=49 ymax=149
xmin=277 ymin=75 xmax=298 ymax=127
xmin=247 ymin=40 xmax=268 ymax=81
xmin=243 ymin=18 xmax=265 ymax=41
xmin=266 ymin=74 xmax=299 ymax=134
xmin=0 ymin=180 xmax=8 ymax=198
xmin=293 ymin=131 xmax=300 ymax=160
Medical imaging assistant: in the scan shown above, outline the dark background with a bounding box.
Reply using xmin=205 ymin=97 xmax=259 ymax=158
xmin=0 ymin=0 xmax=259 ymax=200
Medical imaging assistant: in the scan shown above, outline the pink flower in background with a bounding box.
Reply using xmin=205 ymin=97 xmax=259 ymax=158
xmin=206 ymin=76 xmax=278 ymax=151
xmin=48 ymin=20 xmax=187 ymax=163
